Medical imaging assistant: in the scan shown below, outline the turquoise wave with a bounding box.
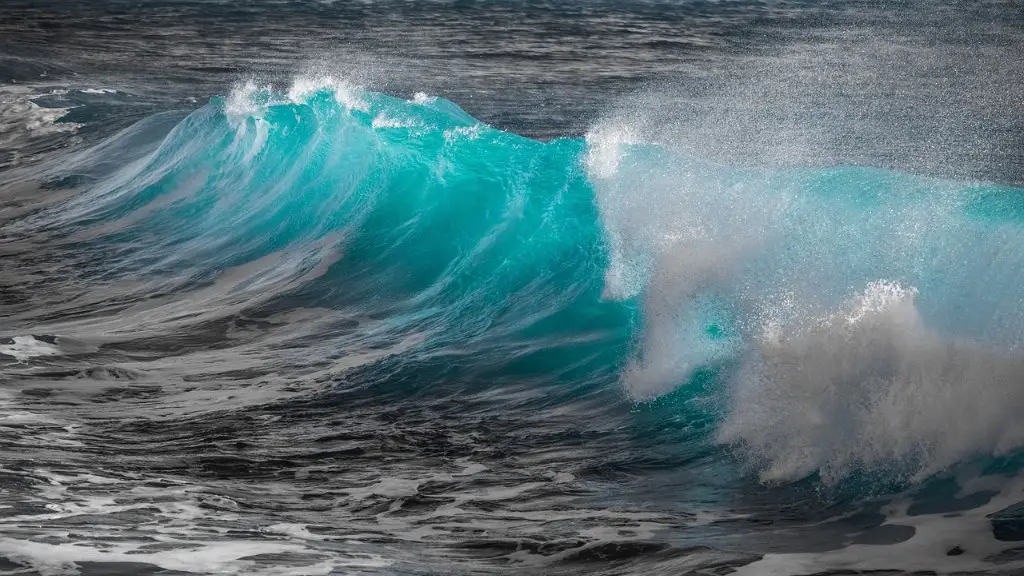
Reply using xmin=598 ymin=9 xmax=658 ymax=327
xmin=34 ymin=81 xmax=1024 ymax=485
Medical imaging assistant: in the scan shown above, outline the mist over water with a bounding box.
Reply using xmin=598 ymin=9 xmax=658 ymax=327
xmin=2 ymin=1 xmax=1024 ymax=575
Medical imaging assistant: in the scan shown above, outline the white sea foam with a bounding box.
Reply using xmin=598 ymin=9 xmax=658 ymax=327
xmin=225 ymin=75 xmax=369 ymax=125
xmin=22 ymin=105 xmax=73 ymax=134
xmin=0 ymin=336 xmax=61 ymax=362
xmin=410 ymin=91 xmax=435 ymax=105
xmin=443 ymin=124 xmax=482 ymax=142
xmin=286 ymin=75 xmax=368 ymax=112
xmin=224 ymin=79 xmax=270 ymax=120
xmin=0 ymin=86 xmax=81 ymax=166
xmin=0 ymin=536 xmax=363 ymax=576
xmin=372 ymin=114 xmax=416 ymax=129
xmin=583 ymin=121 xmax=640 ymax=181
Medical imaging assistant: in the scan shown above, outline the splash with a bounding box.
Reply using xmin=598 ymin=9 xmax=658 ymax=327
xmin=586 ymin=111 xmax=1024 ymax=482
xmin=719 ymin=281 xmax=1024 ymax=484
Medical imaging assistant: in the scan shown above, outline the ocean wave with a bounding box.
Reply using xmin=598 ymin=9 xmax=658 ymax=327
xmin=588 ymin=112 xmax=1024 ymax=482
xmin=19 ymin=75 xmax=1024 ymax=486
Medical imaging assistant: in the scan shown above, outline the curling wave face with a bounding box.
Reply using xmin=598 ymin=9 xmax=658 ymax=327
xmin=13 ymin=77 xmax=1024 ymax=490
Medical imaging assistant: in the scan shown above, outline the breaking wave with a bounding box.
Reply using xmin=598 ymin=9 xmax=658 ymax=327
xmin=19 ymin=76 xmax=1024 ymax=486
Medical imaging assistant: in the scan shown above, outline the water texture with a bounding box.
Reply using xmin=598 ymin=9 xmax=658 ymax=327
xmin=2 ymin=1 xmax=1024 ymax=574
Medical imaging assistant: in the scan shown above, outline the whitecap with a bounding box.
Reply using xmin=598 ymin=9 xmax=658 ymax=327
xmin=0 ymin=336 xmax=61 ymax=362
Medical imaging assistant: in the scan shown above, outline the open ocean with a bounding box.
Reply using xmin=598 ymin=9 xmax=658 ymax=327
xmin=2 ymin=1 xmax=1024 ymax=574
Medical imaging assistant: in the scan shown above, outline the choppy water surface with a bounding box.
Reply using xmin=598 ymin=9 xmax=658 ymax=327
xmin=2 ymin=1 xmax=1024 ymax=574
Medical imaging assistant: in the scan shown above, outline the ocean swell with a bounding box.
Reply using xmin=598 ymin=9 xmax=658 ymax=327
xmin=19 ymin=77 xmax=1024 ymax=487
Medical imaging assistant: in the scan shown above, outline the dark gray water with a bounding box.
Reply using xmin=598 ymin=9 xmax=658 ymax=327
xmin=4 ymin=0 xmax=1023 ymax=176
